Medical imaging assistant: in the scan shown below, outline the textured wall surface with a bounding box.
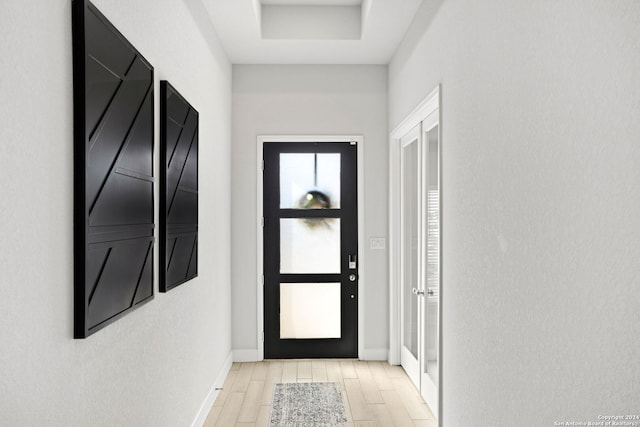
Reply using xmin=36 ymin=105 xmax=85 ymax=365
xmin=389 ymin=0 xmax=640 ymax=425
xmin=0 ymin=0 xmax=231 ymax=425
xmin=231 ymin=65 xmax=389 ymax=359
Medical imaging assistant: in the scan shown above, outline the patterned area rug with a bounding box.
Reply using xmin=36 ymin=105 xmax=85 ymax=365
xmin=270 ymin=382 xmax=349 ymax=426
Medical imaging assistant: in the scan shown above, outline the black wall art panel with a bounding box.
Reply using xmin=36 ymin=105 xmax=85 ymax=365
xmin=160 ymin=81 xmax=199 ymax=292
xmin=73 ymin=0 xmax=154 ymax=338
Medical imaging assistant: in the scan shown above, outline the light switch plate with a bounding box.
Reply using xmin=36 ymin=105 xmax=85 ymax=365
xmin=370 ymin=237 xmax=386 ymax=250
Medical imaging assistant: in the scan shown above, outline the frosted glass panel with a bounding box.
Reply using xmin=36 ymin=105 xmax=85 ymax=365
xmin=280 ymin=283 xmax=341 ymax=339
xmin=280 ymin=153 xmax=341 ymax=209
xmin=424 ymin=124 xmax=440 ymax=384
xmin=280 ymin=218 xmax=340 ymax=274
xmin=402 ymin=139 xmax=419 ymax=359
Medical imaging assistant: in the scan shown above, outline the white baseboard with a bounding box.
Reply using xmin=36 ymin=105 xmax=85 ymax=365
xmin=231 ymin=348 xmax=387 ymax=362
xmin=233 ymin=348 xmax=389 ymax=362
xmin=191 ymin=351 xmax=233 ymax=427
xmin=360 ymin=348 xmax=389 ymax=361
xmin=233 ymin=349 xmax=260 ymax=362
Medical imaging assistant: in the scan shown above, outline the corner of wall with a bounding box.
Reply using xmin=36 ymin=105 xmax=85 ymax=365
xmin=233 ymin=349 xmax=261 ymax=362
xmin=360 ymin=348 xmax=389 ymax=361
xmin=190 ymin=351 xmax=234 ymax=427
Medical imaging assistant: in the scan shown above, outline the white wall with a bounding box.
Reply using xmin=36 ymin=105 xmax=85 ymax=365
xmin=0 ymin=0 xmax=231 ymax=426
xmin=389 ymin=0 xmax=640 ymax=425
xmin=232 ymin=65 xmax=389 ymax=359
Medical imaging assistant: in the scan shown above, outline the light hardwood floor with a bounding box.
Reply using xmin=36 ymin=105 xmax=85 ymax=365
xmin=204 ymin=359 xmax=437 ymax=427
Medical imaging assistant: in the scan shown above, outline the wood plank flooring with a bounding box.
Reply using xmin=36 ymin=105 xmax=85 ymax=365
xmin=204 ymin=359 xmax=437 ymax=427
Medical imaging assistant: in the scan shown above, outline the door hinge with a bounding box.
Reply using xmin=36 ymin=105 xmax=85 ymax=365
xmin=262 ymin=159 xmax=265 ymax=171
xmin=262 ymin=331 xmax=264 ymax=342
xmin=261 ymin=216 xmax=264 ymax=227
xmin=261 ymin=274 xmax=264 ymax=286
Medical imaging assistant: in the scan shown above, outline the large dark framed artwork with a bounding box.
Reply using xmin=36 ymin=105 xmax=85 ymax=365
xmin=160 ymin=81 xmax=199 ymax=292
xmin=72 ymin=0 xmax=155 ymax=338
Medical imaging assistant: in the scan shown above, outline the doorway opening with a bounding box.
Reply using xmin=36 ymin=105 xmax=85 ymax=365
xmin=389 ymin=85 xmax=442 ymax=421
xmin=257 ymin=136 xmax=365 ymax=360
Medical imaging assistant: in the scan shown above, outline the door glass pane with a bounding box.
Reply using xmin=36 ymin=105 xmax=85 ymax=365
xmin=280 ymin=218 xmax=341 ymax=274
xmin=424 ymin=125 xmax=439 ymax=384
xmin=402 ymin=139 xmax=419 ymax=359
xmin=280 ymin=282 xmax=341 ymax=339
xmin=280 ymin=153 xmax=341 ymax=209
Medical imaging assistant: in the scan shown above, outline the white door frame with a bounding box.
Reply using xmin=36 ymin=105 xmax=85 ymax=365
xmin=389 ymin=85 xmax=442 ymax=421
xmin=256 ymin=135 xmax=366 ymax=361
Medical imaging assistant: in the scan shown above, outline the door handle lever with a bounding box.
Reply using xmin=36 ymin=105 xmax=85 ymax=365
xmin=411 ymin=288 xmax=425 ymax=296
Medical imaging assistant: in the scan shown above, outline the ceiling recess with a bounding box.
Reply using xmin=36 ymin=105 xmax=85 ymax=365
xmin=261 ymin=0 xmax=362 ymax=5
xmin=261 ymin=4 xmax=362 ymax=40
xmin=200 ymin=0 xmax=425 ymax=64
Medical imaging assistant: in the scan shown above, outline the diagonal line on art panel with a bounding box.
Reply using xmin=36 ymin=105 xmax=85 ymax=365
xmin=88 ymin=247 xmax=112 ymax=306
xmin=167 ymin=119 xmax=197 ymax=216
xmin=129 ymin=241 xmax=153 ymax=307
xmin=87 ymin=54 xmax=138 ymax=151
xmin=185 ymin=235 xmax=198 ymax=280
xmin=166 ymin=238 xmax=178 ymax=272
xmin=88 ymin=81 xmax=153 ymax=219
xmin=167 ymin=116 xmax=186 ymax=168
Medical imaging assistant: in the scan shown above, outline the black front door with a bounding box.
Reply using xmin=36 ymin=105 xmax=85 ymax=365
xmin=263 ymin=141 xmax=358 ymax=358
